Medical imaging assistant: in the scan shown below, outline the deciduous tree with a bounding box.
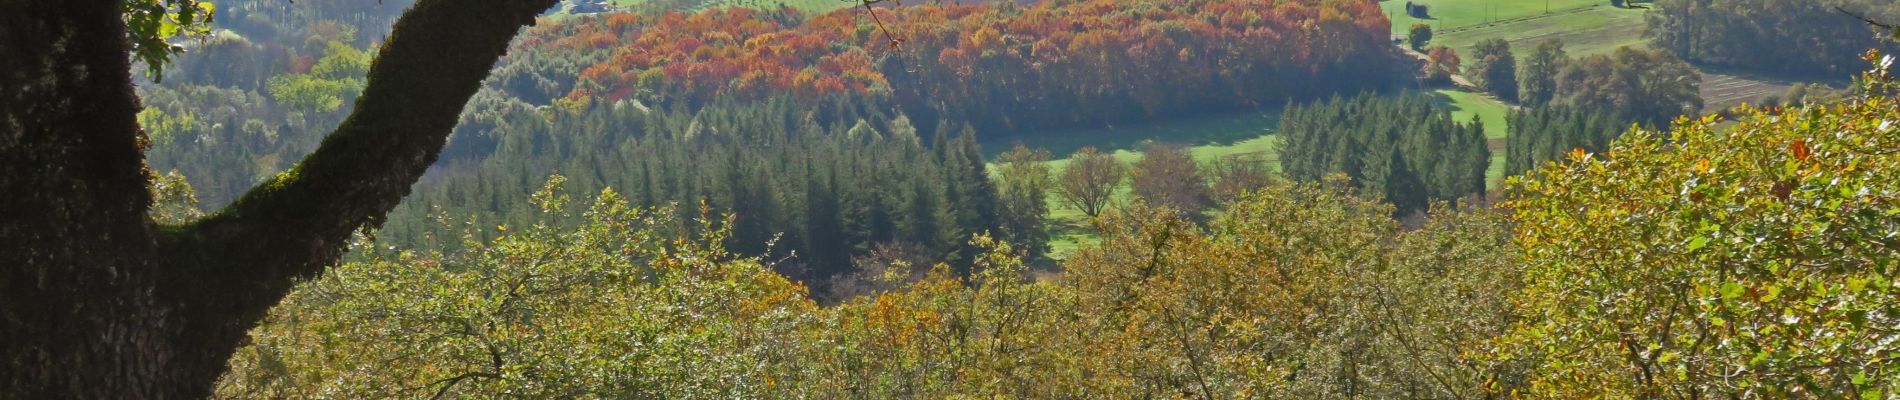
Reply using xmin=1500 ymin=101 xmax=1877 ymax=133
xmin=1409 ymin=23 xmax=1434 ymax=50
xmin=1468 ymin=38 xmax=1518 ymax=101
xmin=1055 ymin=146 xmax=1124 ymax=218
xmin=1129 ymin=142 xmax=1212 ymax=220
xmin=1518 ymin=39 xmax=1569 ymax=106
xmin=1503 ymin=55 xmax=1900 ymax=396
xmin=1554 ymin=47 xmax=1702 ymax=126
xmin=1208 ymin=156 xmax=1273 ymax=203
xmin=1426 ymin=46 xmax=1462 ymax=85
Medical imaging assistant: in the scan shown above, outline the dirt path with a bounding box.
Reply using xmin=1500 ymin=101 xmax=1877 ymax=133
xmin=1397 ymin=44 xmax=1478 ymax=89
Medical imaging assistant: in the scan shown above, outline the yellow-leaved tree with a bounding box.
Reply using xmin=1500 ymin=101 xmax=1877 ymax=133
xmin=1502 ymin=51 xmax=1900 ymax=398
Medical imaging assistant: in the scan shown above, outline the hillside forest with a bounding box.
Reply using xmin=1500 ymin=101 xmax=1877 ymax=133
xmin=4 ymin=0 xmax=1900 ymax=396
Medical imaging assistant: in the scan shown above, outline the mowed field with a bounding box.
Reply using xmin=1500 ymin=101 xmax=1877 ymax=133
xmin=1433 ymin=89 xmax=1512 ymax=185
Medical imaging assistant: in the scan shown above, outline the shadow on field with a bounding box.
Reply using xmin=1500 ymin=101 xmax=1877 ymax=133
xmin=978 ymin=110 xmax=1281 ymax=159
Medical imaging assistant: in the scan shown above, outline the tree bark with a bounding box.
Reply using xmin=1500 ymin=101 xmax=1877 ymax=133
xmin=0 ymin=0 xmax=556 ymax=397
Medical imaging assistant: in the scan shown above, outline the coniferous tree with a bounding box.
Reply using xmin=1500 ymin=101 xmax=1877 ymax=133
xmin=1505 ymin=105 xmax=1628 ymax=177
xmin=995 ymin=145 xmax=1053 ymax=260
xmin=1277 ymin=93 xmax=1490 ymax=214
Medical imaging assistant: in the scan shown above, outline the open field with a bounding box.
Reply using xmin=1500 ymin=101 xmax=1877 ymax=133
xmin=1426 ymin=3 xmax=1649 ymax=58
xmin=1380 ymin=0 xmax=1605 ymax=37
xmin=1383 ymin=0 xmax=1807 ymax=113
xmin=982 ymin=111 xmax=1282 ymax=258
xmin=988 ymin=93 xmax=1514 ymax=258
xmin=1383 ymin=0 xmax=1649 ymax=60
xmin=1701 ymin=73 xmax=1791 ymax=112
xmin=1432 ymin=89 xmax=1512 ymax=185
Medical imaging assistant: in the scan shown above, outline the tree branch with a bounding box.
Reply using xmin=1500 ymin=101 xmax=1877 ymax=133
xmin=1837 ymin=6 xmax=1900 ymax=35
xmin=164 ymin=0 xmax=557 ymax=357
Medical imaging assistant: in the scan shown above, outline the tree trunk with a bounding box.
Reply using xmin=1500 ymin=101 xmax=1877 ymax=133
xmin=0 ymin=0 xmax=555 ymax=397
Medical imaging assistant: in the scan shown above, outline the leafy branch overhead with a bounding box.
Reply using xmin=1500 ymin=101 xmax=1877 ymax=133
xmin=125 ymin=0 xmax=216 ymax=80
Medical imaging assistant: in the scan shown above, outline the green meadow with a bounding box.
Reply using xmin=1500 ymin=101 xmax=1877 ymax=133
xmin=981 ymin=85 xmax=1522 ymax=258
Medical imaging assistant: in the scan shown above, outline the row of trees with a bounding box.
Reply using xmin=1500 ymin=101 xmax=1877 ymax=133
xmin=1504 ymin=105 xmax=1626 ymax=177
xmin=383 ymin=98 xmax=1011 ymax=296
xmin=1645 ymin=0 xmax=1899 ymax=76
xmin=1468 ymin=39 xmax=1702 ymax=127
xmin=1277 ymin=93 xmax=1490 ymax=214
xmin=1436 ymin=35 xmax=1705 ymax=130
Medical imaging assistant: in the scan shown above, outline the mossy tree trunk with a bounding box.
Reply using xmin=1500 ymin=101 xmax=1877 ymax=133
xmin=0 ymin=0 xmax=557 ymax=397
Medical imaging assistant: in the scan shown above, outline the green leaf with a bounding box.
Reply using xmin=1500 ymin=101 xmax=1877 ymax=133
xmin=1687 ymin=236 xmax=1711 ymax=251
xmin=1720 ymin=282 xmax=1744 ymax=300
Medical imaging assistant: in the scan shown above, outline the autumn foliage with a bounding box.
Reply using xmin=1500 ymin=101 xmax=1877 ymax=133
xmin=512 ymin=0 xmax=1401 ymax=132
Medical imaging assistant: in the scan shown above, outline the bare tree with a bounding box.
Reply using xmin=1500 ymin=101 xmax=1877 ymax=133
xmin=1209 ymin=155 xmax=1274 ymax=203
xmin=1129 ymin=143 xmax=1212 ymax=219
xmin=1055 ymin=146 xmax=1125 ymax=218
xmin=825 ymin=241 xmax=941 ymax=301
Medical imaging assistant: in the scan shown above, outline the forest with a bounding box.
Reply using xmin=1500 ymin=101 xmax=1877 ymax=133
xmin=1645 ymin=0 xmax=1900 ymax=76
xmin=511 ymin=0 xmax=1404 ymax=132
xmin=4 ymin=0 xmax=1900 ymax=397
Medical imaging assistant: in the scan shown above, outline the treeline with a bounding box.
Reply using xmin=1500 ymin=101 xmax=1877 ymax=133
xmin=1496 ymin=39 xmax=1701 ymax=127
xmin=505 ymin=0 xmax=1404 ymax=134
xmin=1646 ymin=0 xmax=1900 ymax=76
xmin=1504 ymin=106 xmax=1625 ymax=177
xmin=1278 ymin=93 xmax=1489 ymax=214
xmin=385 ymin=98 xmax=1010 ymax=290
xmin=1447 ymin=38 xmax=1698 ymax=178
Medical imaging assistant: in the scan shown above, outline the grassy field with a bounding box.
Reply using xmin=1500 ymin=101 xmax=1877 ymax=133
xmin=981 ymin=111 xmax=1283 ymax=258
xmin=1382 ymin=0 xmax=1649 ymax=59
xmin=1380 ymin=0 xmax=1606 ymax=37
xmin=989 ymin=90 xmax=1521 ymax=258
xmin=1432 ymin=89 xmax=1512 ymax=185
xmin=1383 ymin=0 xmax=1799 ymax=112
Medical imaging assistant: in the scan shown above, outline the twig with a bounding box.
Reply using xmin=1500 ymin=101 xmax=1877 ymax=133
xmin=860 ymin=0 xmax=908 ymax=50
xmin=1837 ymin=6 xmax=1898 ymax=31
